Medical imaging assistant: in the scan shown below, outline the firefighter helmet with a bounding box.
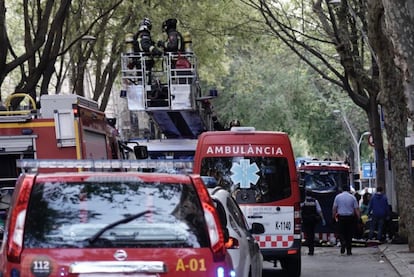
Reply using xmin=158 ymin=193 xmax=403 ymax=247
xmin=139 ymin=17 xmax=152 ymax=32
xmin=162 ymin=18 xmax=177 ymax=31
xmin=229 ymin=119 xmax=240 ymax=127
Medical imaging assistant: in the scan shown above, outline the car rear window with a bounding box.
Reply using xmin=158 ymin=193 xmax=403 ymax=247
xmin=300 ymin=170 xmax=349 ymax=192
xmin=24 ymin=178 xmax=209 ymax=248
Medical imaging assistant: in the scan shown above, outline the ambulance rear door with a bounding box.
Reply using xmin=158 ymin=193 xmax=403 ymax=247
xmin=194 ymin=129 xmax=300 ymax=251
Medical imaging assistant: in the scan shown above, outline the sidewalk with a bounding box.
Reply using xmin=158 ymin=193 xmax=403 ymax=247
xmin=379 ymin=243 xmax=414 ymax=277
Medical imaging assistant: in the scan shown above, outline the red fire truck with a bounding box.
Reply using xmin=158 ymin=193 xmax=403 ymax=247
xmin=297 ymin=159 xmax=353 ymax=245
xmin=0 ymin=93 xmax=125 ymax=187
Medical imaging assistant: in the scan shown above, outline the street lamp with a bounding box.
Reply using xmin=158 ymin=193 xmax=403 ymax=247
xmin=333 ymin=109 xmax=358 ymax=169
xmin=81 ymin=35 xmax=96 ymax=43
xmin=357 ymin=131 xmax=371 ymax=174
xmin=333 ymin=109 xmax=370 ymax=173
xmin=81 ymin=36 xmax=96 ymax=98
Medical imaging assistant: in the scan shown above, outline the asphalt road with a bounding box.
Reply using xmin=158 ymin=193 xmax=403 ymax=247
xmin=262 ymin=245 xmax=398 ymax=277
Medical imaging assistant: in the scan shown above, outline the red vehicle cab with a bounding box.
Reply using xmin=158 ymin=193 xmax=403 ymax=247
xmin=0 ymin=162 xmax=235 ymax=277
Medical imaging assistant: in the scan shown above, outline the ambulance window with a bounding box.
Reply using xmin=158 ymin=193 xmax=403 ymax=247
xmin=200 ymin=157 xmax=292 ymax=203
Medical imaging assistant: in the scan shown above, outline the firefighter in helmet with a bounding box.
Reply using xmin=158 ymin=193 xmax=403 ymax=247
xmin=132 ymin=17 xmax=162 ymax=84
xmin=157 ymin=18 xmax=186 ymax=73
xmin=212 ymin=117 xmax=241 ymax=131
xmin=157 ymin=18 xmax=185 ymax=53
xmin=133 ymin=17 xmax=162 ymax=56
xmin=229 ymin=119 xmax=241 ymax=128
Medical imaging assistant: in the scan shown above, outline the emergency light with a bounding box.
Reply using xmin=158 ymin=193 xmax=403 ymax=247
xmin=230 ymin=126 xmax=255 ymax=132
xmin=16 ymin=159 xmax=193 ymax=171
xmin=301 ymin=160 xmax=348 ymax=167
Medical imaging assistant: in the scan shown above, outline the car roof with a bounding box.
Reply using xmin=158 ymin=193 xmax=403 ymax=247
xmin=27 ymin=171 xmax=197 ymax=183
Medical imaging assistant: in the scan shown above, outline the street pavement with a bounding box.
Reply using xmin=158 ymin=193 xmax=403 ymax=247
xmin=379 ymin=243 xmax=414 ymax=277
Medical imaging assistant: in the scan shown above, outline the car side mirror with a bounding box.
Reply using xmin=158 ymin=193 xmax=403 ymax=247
xmin=134 ymin=145 xmax=148 ymax=159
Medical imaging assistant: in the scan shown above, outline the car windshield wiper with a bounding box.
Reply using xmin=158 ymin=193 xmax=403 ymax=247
xmin=87 ymin=210 xmax=152 ymax=245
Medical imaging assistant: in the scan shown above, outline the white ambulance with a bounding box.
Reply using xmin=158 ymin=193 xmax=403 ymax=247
xmin=193 ymin=127 xmax=302 ymax=277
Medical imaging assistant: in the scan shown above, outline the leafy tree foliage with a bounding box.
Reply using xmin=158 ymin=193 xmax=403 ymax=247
xmin=0 ymin=0 xmax=124 ymax=111
xmin=211 ymin=11 xmax=364 ymax=159
xmin=0 ymin=0 xmax=363 ymax=159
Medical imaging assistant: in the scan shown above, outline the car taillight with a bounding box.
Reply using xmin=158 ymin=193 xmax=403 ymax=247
xmin=193 ymin=177 xmax=215 ymax=205
xmin=294 ymin=202 xmax=301 ymax=234
xmin=202 ymin=202 xmax=226 ymax=262
xmin=193 ymin=177 xmax=228 ymax=262
xmin=7 ymin=210 xmax=26 ymax=263
xmin=7 ymin=178 xmax=32 ymax=263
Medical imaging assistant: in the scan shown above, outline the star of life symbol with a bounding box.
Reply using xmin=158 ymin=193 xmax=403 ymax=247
xmin=230 ymin=158 xmax=260 ymax=189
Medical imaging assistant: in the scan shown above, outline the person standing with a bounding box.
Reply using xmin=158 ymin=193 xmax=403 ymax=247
xmin=158 ymin=18 xmax=185 ymax=54
xmin=368 ymin=186 xmax=390 ymax=242
xmin=157 ymin=18 xmax=188 ymax=83
xmin=332 ymin=185 xmax=360 ymax=255
xmin=132 ymin=17 xmax=162 ymax=84
xmin=301 ymin=191 xmax=326 ymax=255
xmin=133 ymin=18 xmax=163 ymax=56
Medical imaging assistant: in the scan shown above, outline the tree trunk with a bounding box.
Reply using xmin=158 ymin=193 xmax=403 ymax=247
xmin=367 ymin=94 xmax=386 ymax=188
xmin=381 ymin=0 xmax=414 ymax=121
xmin=367 ymin=0 xmax=414 ymax=251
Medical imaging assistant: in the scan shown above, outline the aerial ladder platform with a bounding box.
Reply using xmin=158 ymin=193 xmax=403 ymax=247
xmin=120 ymin=51 xmax=213 ymax=139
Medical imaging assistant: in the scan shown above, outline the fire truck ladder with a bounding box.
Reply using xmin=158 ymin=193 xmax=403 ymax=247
xmin=0 ymin=93 xmax=37 ymax=123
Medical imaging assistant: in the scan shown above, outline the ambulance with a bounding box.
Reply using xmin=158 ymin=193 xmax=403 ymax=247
xmin=193 ymin=127 xmax=302 ymax=277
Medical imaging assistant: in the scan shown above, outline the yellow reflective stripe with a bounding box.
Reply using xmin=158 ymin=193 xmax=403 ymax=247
xmin=137 ymin=38 xmax=144 ymax=51
xmin=0 ymin=121 xmax=55 ymax=128
xmin=74 ymin=119 xmax=83 ymax=172
xmin=178 ymin=36 xmax=182 ymax=50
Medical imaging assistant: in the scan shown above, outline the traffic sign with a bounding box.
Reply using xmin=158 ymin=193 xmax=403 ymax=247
xmin=362 ymin=162 xmax=376 ymax=179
